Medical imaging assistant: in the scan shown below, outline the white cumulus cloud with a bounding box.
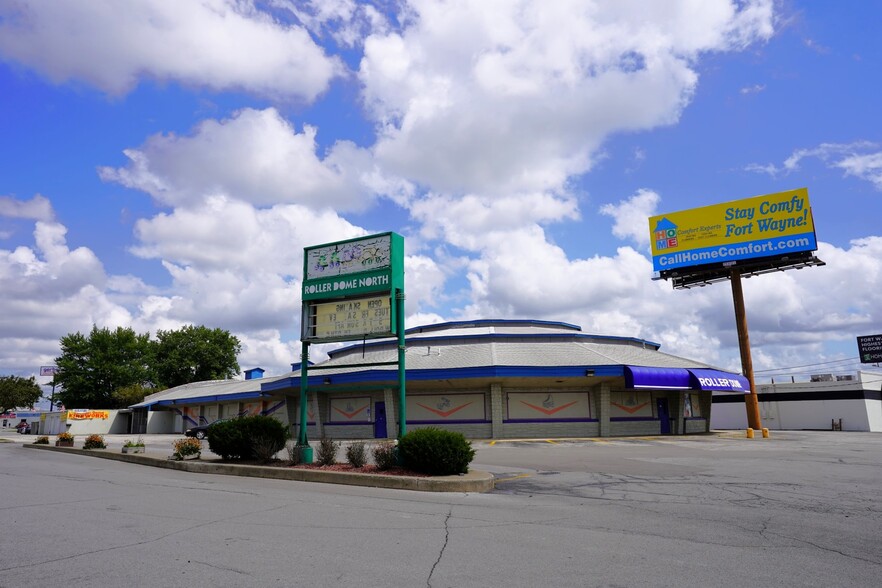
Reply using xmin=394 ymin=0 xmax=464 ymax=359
xmin=0 ymin=194 xmax=55 ymax=222
xmin=0 ymin=0 xmax=342 ymax=101
xmin=360 ymin=0 xmax=774 ymax=196
xmin=98 ymin=108 xmax=374 ymax=210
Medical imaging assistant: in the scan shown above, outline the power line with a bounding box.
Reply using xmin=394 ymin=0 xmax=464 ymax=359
xmin=754 ymin=356 xmax=859 ymax=373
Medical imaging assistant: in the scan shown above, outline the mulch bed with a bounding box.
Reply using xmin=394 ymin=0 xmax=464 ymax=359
xmin=220 ymin=459 xmax=431 ymax=477
xmin=290 ymin=463 xmax=431 ymax=477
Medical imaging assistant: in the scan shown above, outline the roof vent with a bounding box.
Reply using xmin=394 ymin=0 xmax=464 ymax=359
xmin=244 ymin=367 xmax=265 ymax=380
xmin=810 ymin=374 xmax=833 ymax=382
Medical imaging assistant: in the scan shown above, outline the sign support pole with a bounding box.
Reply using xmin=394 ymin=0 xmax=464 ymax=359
xmin=298 ymin=341 xmax=313 ymax=462
xmin=396 ymin=289 xmax=406 ymax=438
xmin=730 ymin=269 xmax=762 ymax=430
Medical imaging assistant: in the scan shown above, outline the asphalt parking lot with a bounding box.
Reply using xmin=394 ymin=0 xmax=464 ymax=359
xmin=2 ymin=430 xmax=881 ymax=587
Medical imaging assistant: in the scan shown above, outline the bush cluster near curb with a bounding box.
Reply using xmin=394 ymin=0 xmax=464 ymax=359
xmin=372 ymin=441 xmax=397 ymax=471
xmin=398 ymin=427 xmax=475 ymax=475
xmin=83 ymin=434 xmax=106 ymax=450
xmin=206 ymin=416 xmax=289 ymax=461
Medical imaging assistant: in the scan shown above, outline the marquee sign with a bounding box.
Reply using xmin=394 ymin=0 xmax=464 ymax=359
xmin=306 ymin=294 xmax=392 ymax=340
xmin=649 ymin=188 xmax=818 ymax=276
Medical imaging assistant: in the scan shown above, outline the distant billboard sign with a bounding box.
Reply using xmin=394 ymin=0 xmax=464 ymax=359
xmin=39 ymin=366 xmax=58 ymax=376
xmin=649 ymin=188 xmax=817 ymax=275
xmin=857 ymin=334 xmax=882 ymax=364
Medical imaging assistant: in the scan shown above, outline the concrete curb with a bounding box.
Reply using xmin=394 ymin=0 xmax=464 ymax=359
xmin=23 ymin=444 xmax=495 ymax=493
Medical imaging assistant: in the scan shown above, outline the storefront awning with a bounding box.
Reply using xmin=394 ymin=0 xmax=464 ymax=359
xmin=625 ymin=366 xmax=749 ymax=393
xmin=625 ymin=366 xmax=691 ymax=389
xmin=687 ymin=369 xmax=749 ymax=393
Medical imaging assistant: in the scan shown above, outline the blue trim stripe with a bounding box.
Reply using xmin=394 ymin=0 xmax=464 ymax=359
xmin=261 ymin=399 xmax=286 ymax=416
xmin=407 ymin=419 xmax=490 ymax=425
xmin=504 ymin=418 xmax=598 ymax=424
xmin=173 ymin=408 xmax=199 ymax=427
xmin=261 ymin=365 xmax=625 ymax=391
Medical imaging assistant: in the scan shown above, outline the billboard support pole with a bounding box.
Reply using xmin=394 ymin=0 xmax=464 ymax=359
xmin=730 ymin=269 xmax=762 ymax=430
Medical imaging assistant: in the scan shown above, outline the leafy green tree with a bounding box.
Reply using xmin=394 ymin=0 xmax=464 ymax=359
xmin=55 ymin=326 xmax=154 ymax=409
xmin=0 ymin=375 xmax=43 ymax=415
xmin=154 ymin=325 xmax=241 ymax=388
xmin=112 ymin=383 xmax=158 ymax=407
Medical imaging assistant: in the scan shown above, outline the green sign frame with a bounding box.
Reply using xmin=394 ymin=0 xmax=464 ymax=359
xmin=301 ymin=232 xmax=404 ymax=342
xmin=297 ymin=232 xmax=407 ymax=456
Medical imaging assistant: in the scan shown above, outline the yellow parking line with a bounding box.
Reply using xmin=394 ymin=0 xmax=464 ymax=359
xmin=545 ymin=439 xmax=558 ymax=444
xmin=495 ymin=473 xmax=533 ymax=483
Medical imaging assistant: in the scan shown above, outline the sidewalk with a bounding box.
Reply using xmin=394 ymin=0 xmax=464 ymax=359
xmin=5 ymin=433 xmax=494 ymax=493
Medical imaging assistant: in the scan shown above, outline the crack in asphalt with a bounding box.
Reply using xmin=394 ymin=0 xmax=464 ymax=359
xmin=427 ymin=507 xmax=452 ymax=588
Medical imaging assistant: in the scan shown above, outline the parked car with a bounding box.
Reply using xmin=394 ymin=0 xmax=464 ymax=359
xmin=184 ymin=418 xmax=229 ymax=440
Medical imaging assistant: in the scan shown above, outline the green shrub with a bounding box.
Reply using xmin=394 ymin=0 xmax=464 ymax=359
xmin=206 ymin=416 xmax=289 ymax=461
xmin=345 ymin=441 xmax=368 ymax=468
xmin=83 ymin=434 xmax=107 ymax=450
xmin=398 ymin=427 xmax=475 ymax=475
xmin=315 ymin=437 xmax=339 ymax=466
xmin=372 ymin=441 xmax=398 ymax=471
xmin=247 ymin=416 xmax=289 ymax=462
xmin=206 ymin=418 xmax=250 ymax=460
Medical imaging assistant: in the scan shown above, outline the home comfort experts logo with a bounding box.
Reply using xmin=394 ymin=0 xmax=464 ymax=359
xmin=653 ymin=218 xmax=678 ymax=251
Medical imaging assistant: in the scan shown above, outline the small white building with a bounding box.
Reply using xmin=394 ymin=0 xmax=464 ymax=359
xmin=711 ymin=370 xmax=882 ymax=432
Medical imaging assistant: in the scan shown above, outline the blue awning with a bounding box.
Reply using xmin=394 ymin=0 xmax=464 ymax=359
xmin=688 ymin=369 xmax=749 ymax=393
xmin=625 ymin=366 xmax=749 ymax=393
xmin=624 ymin=366 xmax=692 ymax=389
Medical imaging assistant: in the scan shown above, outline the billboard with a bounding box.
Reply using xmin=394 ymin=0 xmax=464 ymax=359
xmin=857 ymin=334 xmax=882 ymax=364
xmin=649 ymin=188 xmax=817 ymax=275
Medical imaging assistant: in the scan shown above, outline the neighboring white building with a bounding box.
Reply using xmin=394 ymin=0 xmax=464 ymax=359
xmin=711 ymin=370 xmax=882 ymax=432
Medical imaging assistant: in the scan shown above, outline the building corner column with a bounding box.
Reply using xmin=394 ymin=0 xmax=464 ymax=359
xmin=311 ymin=391 xmax=324 ymax=439
xmin=599 ymin=383 xmax=610 ymax=437
xmin=490 ymin=383 xmax=503 ymax=439
xmin=673 ymin=393 xmax=685 ymax=435
xmin=384 ymin=387 xmax=398 ymax=439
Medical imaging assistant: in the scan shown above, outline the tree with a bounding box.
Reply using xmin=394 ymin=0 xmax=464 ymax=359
xmin=54 ymin=326 xmax=154 ymax=409
xmin=112 ymin=383 xmax=157 ymax=407
xmin=154 ymin=325 xmax=241 ymax=388
xmin=0 ymin=375 xmax=43 ymax=415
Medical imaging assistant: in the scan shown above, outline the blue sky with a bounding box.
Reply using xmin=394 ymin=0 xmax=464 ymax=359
xmin=2 ymin=0 xmax=881 ymax=400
